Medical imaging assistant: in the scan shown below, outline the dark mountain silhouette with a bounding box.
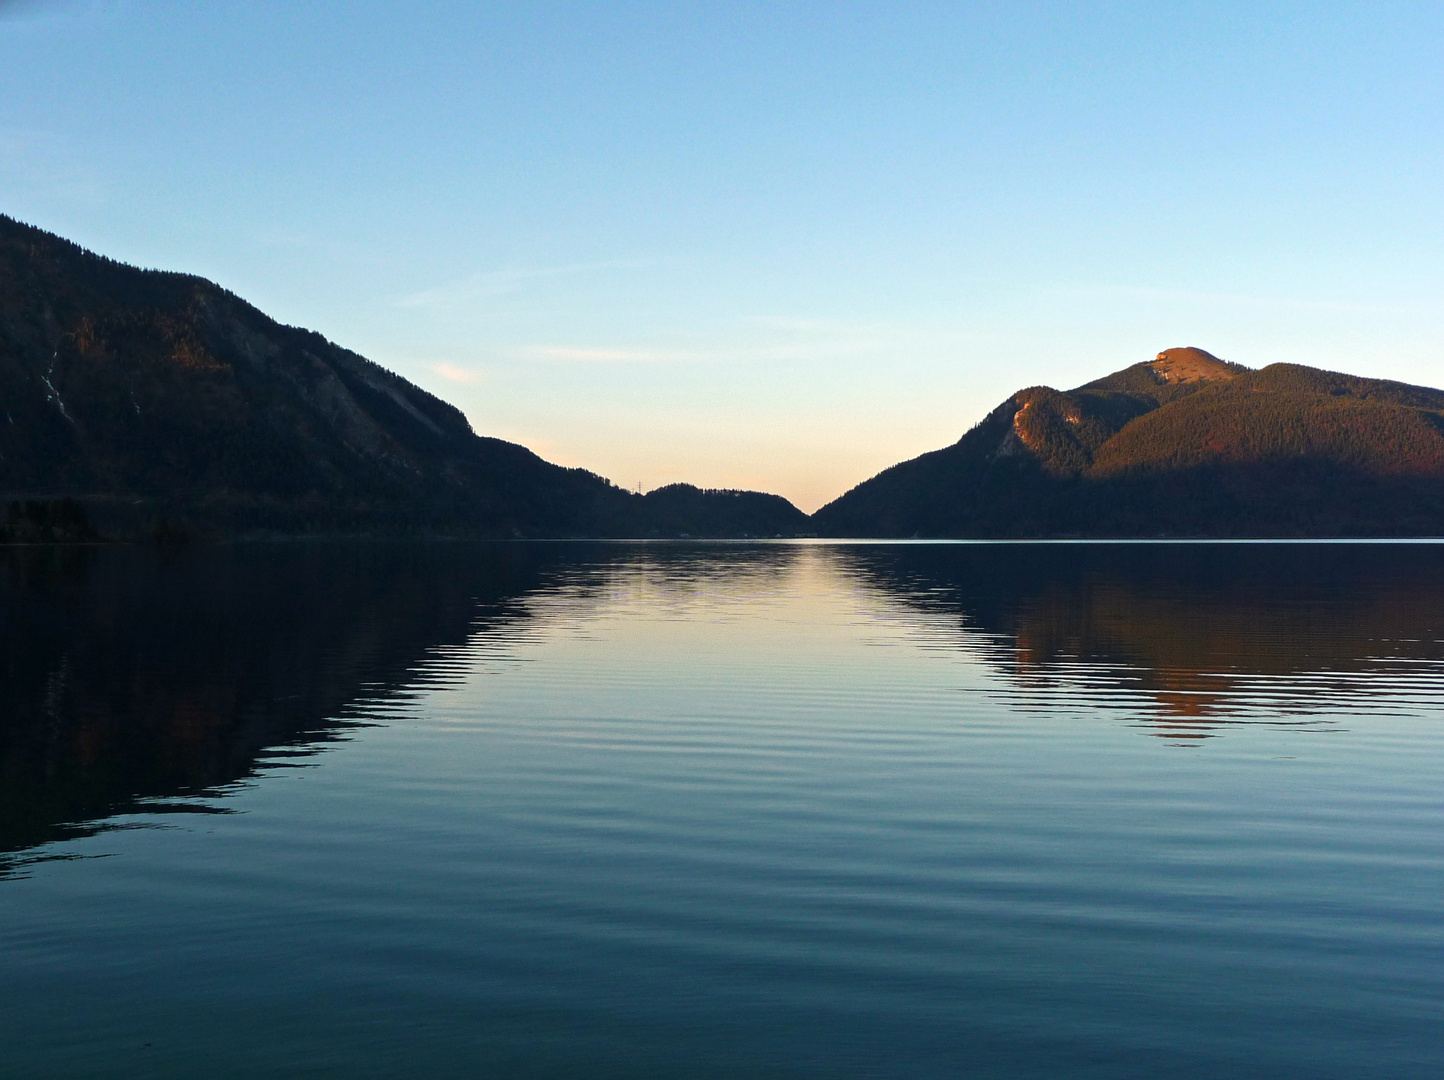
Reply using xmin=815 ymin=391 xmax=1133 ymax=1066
xmin=635 ymin=482 xmax=809 ymax=538
xmin=813 ymin=347 xmax=1444 ymax=536
xmin=0 ymin=214 xmax=807 ymax=538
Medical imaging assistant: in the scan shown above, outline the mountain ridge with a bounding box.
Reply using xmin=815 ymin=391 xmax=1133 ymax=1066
xmin=0 ymin=214 xmax=808 ymax=539
xmin=813 ymin=348 xmax=1444 ymax=537
xmin=6 ymin=213 xmax=1443 ymax=540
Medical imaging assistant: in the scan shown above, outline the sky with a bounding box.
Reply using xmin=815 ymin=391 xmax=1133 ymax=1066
xmin=2 ymin=1 xmax=1441 ymax=511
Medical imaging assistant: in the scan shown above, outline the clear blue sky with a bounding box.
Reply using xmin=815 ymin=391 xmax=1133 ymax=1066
xmin=3 ymin=1 xmax=1441 ymax=510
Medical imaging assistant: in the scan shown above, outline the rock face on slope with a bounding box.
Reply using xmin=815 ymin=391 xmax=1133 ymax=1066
xmin=0 ymin=215 xmax=807 ymax=538
xmin=812 ymin=348 xmax=1444 ymax=537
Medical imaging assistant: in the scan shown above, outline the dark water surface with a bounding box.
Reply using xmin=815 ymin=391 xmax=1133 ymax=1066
xmin=2 ymin=541 xmax=1442 ymax=1078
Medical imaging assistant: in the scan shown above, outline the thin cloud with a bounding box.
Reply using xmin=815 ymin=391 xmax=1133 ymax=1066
xmin=396 ymin=258 xmax=658 ymax=310
xmin=515 ymin=340 xmax=889 ymax=365
xmin=430 ymin=362 xmax=479 ymax=383
xmin=519 ymin=345 xmax=703 ymax=364
xmin=744 ymin=315 xmax=887 ymax=335
xmin=0 ymin=0 xmax=114 ymax=23
xmin=1054 ymin=282 xmax=1415 ymax=318
xmin=516 ymin=315 xmax=906 ymax=366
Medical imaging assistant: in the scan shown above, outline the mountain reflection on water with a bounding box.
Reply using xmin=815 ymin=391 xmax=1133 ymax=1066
xmin=4 ymin=541 xmax=1443 ymax=870
xmin=0 ymin=542 xmax=805 ymax=872
xmin=6 ymin=540 xmax=1443 ymax=1080
xmin=840 ymin=541 xmax=1444 ymax=740
xmin=0 ymin=543 xmax=565 ymax=865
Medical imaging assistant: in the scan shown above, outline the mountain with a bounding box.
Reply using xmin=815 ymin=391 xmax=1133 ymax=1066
xmin=813 ymin=347 xmax=1444 ymax=537
xmin=0 ymin=214 xmax=808 ymax=539
xmin=12 ymin=212 xmax=1437 ymax=541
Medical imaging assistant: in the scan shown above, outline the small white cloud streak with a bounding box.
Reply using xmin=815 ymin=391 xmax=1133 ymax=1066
xmin=395 ymin=258 xmax=658 ymax=310
xmin=516 ymin=316 xmax=902 ymax=366
xmin=518 ymin=345 xmax=706 ymax=364
xmin=431 ymin=362 xmax=479 ymax=383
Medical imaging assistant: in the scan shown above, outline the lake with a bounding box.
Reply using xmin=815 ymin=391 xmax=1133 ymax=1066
xmin=2 ymin=541 xmax=1442 ymax=1078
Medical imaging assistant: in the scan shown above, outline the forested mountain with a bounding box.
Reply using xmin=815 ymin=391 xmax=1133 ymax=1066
xmin=813 ymin=348 xmax=1444 ymax=537
xmin=0 ymin=215 xmax=807 ymax=538
xmin=9 ymin=212 xmax=1439 ymax=541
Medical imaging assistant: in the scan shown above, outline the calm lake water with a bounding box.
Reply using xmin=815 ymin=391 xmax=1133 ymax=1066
xmin=2 ymin=541 xmax=1442 ymax=1078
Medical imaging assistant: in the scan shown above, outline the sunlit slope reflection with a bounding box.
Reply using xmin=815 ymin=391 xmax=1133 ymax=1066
xmin=836 ymin=542 xmax=1444 ymax=739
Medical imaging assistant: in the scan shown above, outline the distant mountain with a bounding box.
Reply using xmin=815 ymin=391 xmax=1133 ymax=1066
xmin=0 ymin=215 xmax=807 ymax=538
xmin=813 ymin=347 xmax=1444 ymax=537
